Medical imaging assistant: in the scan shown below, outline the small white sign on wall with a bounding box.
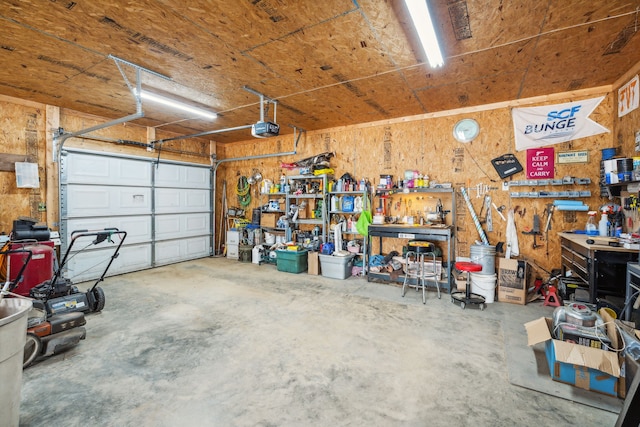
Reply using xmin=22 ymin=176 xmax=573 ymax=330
xmin=619 ymin=75 xmax=639 ymax=117
xmin=15 ymin=162 xmax=40 ymax=188
xmin=557 ymin=150 xmax=589 ymax=164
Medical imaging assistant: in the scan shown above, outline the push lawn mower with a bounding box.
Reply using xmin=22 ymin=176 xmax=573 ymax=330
xmin=29 ymin=228 xmax=127 ymax=316
xmin=0 ymin=248 xmax=86 ymax=368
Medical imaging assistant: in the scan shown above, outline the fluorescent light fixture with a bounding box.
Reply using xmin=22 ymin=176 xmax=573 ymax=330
xmin=136 ymin=89 xmax=217 ymax=120
xmin=404 ymin=0 xmax=444 ymax=68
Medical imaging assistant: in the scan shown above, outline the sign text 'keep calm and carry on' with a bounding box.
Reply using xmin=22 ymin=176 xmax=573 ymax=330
xmin=526 ymin=147 xmax=554 ymax=179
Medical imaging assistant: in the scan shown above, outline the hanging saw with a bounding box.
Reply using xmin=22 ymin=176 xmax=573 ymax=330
xmin=484 ymin=195 xmax=493 ymax=232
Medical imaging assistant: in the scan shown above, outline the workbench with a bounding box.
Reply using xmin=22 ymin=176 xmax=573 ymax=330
xmin=625 ymin=262 xmax=640 ymax=321
xmin=559 ymin=232 xmax=638 ymax=304
xmin=366 ymin=224 xmax=454 ymax=293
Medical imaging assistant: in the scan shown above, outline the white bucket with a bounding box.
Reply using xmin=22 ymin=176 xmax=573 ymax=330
xmin=264 ymin=232 xmax=276 ymax=245
xmin=470 ymin=244 xmax=496 ymax=275
xmin=0 ymin=298 xmax=33 ymax=427
xmin=470 ymin=272 xmax=497 ymax=303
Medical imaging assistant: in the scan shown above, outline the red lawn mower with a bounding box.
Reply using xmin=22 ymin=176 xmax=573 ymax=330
xmin=1 ymin=247 xmax=86 ymax=368
xmin=27 ymin=228 xmax=127 ymax=316
xmin=3 ymin=221 xmax=126 ymax=367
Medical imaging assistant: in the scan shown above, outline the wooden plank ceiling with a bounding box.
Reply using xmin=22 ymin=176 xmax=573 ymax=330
xmin=0 ymin=0 xmax=639 ymax=144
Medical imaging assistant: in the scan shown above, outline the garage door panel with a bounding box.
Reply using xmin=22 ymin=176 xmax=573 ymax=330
xmin=155 ymin=188 xmax=210 ymax=213
xmin=66 ymin=186 xmax=151 ymax=217
xmin=65 ymin=154 xmax=151 ymax=186
xmin=63 ymin=151 xmax=212 ymax=280
xmin=155 ymin=236 xmax=209 ymax=265
xmin=65 ymin=216 xmax=151 ymax=246
xmin=155 ymin=163 xmax=210 ymax=189
xmin=65 ymin=244 xmax=152 ymax=283
xmin=155 ymin=213 xmax=210 ymax=240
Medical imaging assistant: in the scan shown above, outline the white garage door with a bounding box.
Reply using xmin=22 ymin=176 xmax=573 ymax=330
xmin=60 ymin=149 xmax=212 ymax=282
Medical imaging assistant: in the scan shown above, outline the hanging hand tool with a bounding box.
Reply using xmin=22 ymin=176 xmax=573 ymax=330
xmin=478 ymin=197 xmax=486 ymax=221
xmin=484 ymin=195 xmax=493 ymax=232
xmin=543 ymin=204 xmax=554 ymax=256
xmin=522 ymin=208 xmax=542 ymax=249
xmin=492 ymin=203 xmax=506 ymax=221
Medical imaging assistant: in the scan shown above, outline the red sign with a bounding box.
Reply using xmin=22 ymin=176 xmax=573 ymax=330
xmin=526 ymin=147 xmax=554 ymax=179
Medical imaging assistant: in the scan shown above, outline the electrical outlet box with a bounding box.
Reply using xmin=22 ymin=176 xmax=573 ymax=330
xmin=502 ymin=181 xmax=509 ymax=191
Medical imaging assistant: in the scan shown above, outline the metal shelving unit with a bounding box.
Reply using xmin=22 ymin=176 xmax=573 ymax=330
xmin=284 ymin=174 xmax=331 ymax=242
xmin=328 ymin=188 xmax=369 ymax=275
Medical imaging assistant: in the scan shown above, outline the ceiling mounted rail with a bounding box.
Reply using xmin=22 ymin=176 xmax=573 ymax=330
xmin=152 ymin=87 xmax=283 ymax=146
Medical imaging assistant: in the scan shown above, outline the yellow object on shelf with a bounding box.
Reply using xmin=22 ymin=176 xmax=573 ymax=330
xmin=233 ymin=218 xmax=250 ymax=228
xmin=313 ymin=168 xmax=334 ymax=176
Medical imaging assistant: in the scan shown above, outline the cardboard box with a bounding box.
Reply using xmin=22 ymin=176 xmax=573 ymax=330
xmin=296 ymin=202 xmax=308 ymax=219
xmin=260 ymin=212 xmax=279 ymax=228
xmin=525 ymin=309 xmax=625 ymax=398
xmin=497 ymin=258 xmax=530 ymax=304
xmin=308 ymin=251 xmax=320 ymax=275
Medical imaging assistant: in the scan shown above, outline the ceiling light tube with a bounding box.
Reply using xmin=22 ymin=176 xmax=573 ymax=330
xmin=136 ymin=89 xmax=217 ymax=120
xmin=404 ymin=0 xmax=444 ymax=68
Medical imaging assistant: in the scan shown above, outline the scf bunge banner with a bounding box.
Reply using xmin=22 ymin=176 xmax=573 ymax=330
xmin=511 ymin=96 xmax=609 ymax=151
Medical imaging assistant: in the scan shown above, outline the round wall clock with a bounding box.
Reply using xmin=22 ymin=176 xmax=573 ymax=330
xmin=453 ymin=118 xmax=480 ymax=143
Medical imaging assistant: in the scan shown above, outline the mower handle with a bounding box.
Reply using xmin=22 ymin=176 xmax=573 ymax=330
xmin=70 ymin=227 xmax=121 ymax=240
xmin=54 ymin=228 xmax=128 ymax=292
xmin=0 ymin=249 xmax=33 ymax=294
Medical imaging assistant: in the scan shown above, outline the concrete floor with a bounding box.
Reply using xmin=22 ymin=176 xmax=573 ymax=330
xmin=18 ymin=257 xmax=617 ymax=426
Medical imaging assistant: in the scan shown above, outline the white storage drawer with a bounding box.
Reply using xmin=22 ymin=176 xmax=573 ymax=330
xmin=227 ymin=230 xmax=240 ymax=245
xmin=227 ymin=243 xmax=239 ymax=260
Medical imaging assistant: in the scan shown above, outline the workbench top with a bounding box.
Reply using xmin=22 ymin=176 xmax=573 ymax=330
xmin=558 ymin=232 xmax=638 ymax=253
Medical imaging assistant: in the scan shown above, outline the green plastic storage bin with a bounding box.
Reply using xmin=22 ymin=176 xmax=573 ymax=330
xmin=276 ymin=249 xmax=308 ymax=274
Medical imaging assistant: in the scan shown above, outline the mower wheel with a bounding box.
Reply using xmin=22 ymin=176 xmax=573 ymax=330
xmin=23 ymin=333 xmax=42 ymax=368
xmin=92 ymin=286 xmax=106 ymax=312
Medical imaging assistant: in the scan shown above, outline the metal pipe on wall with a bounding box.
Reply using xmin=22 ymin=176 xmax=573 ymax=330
xmin=210 ymin=126 xmax=304 ymax=255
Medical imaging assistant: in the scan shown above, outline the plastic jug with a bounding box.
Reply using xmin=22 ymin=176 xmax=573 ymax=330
xmin=599 ymin=213 xmax=609 ymax=237
xmin=331 ymin=195 xmax=339 ymax=212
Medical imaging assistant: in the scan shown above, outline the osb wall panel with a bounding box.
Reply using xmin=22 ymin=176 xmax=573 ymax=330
xmin=0 ymin=99 xmax=47 ymax=233
xmin=615 ymin=62 xmax=640 ymax=157
xmin=218 ymin=92 xmax=615 ymax=278
xmin=0 ymin=95 xmax=212 ymax=236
